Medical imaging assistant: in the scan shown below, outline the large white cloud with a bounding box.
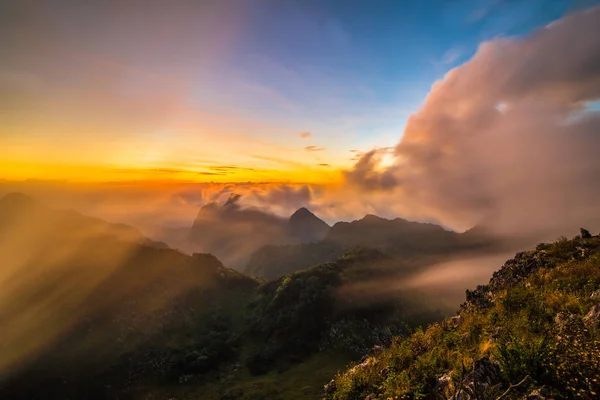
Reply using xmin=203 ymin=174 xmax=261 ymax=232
xmin=346 ymin=5 xmax=600 ymax=238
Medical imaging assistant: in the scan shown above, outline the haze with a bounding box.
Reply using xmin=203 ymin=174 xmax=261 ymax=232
xmin=1 ymin=2 xmax=600 ymax=398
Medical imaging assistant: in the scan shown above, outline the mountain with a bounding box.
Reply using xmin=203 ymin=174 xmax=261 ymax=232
xmin=187 ymin=195 xmax=288 ymax=270
xmin=245 ymin=241 xmax=343 ymax=280
xmin=121 ymin=247 xmax=449 ymax=399
xmin=244 ymin=214 xmax=506 ymax=279
xmin=287 ymin=207 xmax=330 ymax=243
xmin=327 ymin=214 xmax=467 ymax=254
xmin=0 ymin=194 xmax=258 ymax=399
xmin=186 ymin=196 xmax=330 ymax=270
xmin=0 ymin=195 xmax=451 ymax=399
xmin=326 ymin=232 xmax=600 ymax=399
xmin=4 ymin=192 xmax=598 ymax=399
xmin=0 ymin=192 xmax=168 ymax=248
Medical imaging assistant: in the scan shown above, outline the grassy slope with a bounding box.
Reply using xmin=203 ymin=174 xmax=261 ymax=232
xmin=327 ymin=234 xmax=600 ymax=399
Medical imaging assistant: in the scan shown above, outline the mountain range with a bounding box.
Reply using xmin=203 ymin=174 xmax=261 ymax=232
xmin=3 ymin=193 xmax=596 ymax=399
xmin=185 ymin=195 xmax=330 ymax=270
xmin=245 ymin=213 xmax=508 ymax=280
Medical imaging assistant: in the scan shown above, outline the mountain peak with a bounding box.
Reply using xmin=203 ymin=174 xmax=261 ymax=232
xmin=0 ymin=192 xmax=36 ymax=205
xmin=362 ymin=213 xmax=385 ymax=222
xmin=0 ymin=192 xmax=39 ymax=216
xmin=288 ymin=207 xmax=329 ymax=243
xmin=290 ymin=207 xmax=314 ymax=219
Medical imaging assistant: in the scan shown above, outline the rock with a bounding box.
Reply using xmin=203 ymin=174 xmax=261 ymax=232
xmin=490 ymin=327 xmax=501 ymax=341
xmin=450 ymin=315 xmax=462 ymax=327
xmin=591 ymin=289 xmax=600 ymax=299
xmin=580 ymin=228 xmax=592 ymax=238
xmin=364 ymin=395 xmax=376 ymax=400
xmin=523 ymin=387 xmax=549 ymax=399
xmin=371 ymin=345 xmax=384 ymax=355
xmin=583 ymin=304 xmax=600 ymax=329
xmin=324 ymin=379 xmax=336 ymax=394
xmin=436 ymin=372 xmax=452 ymax=396
xmin=450 ymin=357 xmax=501 ymax=400
xmin=554 ymin=312 xmax=577 ymax=332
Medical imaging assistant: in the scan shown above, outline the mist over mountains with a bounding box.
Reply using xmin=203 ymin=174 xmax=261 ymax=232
xmin=0 ymin=193 xmax=475 ymax=398
xmin=2 ymin=3 xmax=600 ymax=399
xmin=186 ymin=194 xmax=330 ymax=270
xmin=2 ymin=191 xmax=598 ymax=399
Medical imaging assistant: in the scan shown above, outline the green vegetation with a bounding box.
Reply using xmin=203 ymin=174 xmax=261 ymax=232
xmin=327 ymin=234 xmax=600 ymax=399
xmin=125 ymin=247 xmax=446 ymax=400
xmin=244 ymin=241 xmax=343 ymax=280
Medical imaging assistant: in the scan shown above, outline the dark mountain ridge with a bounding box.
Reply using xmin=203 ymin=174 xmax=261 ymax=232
xmin=245 ymin=213 xmax=506 ymax=280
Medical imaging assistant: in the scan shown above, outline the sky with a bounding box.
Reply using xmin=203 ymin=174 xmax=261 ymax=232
xmin=2 ymin=0 xmax=597 ymax=184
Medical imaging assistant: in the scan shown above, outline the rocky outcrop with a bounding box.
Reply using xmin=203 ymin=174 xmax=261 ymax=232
xmin=580 ymin=228 xmax=592 ymax=239
xmin=439 ymin=358 xmax=502 ymax=400
xmin=583 ymin=304 xmax=600 ymax=329
xmin=554 ymin=312 xmax=578 ymax=332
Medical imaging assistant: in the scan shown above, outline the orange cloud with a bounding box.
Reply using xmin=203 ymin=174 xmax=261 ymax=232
xmin=304 ymin=145 xmax=325 ymax=152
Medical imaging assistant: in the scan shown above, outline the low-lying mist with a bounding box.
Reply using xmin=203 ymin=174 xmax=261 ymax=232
xmin=337 ymin=253 xmax=516 ymax=314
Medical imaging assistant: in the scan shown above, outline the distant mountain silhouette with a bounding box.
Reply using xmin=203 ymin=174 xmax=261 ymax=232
xmin=326 ymin=214 xmax=458 ymax=253
xmin=186 ymin=195 xmax=330 ymax=270
xmin=244 ymin=214 xmax=506 ymax=279
xmin=288 ymin=207 xmax=330 ymax=243
xmin=0 ymin=192 xmax=168 ymax=248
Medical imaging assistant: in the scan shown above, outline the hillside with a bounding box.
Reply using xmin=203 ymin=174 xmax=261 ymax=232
xmin=0 ymin=192 xmax=168 ymax=248
xmin=326 ymin=231 xmax=600 ymax=399
xmin=119 ymin=247 xmax=450 ymax=400
xmin=245 ymin=241 xmax=343 ymax=279
xmin=0 ymin=194 xmax=259 ymax=399
xmin=245 ymin=214 xmax=505 ymax=280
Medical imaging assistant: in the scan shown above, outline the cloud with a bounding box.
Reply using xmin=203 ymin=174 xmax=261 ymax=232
xmin=441 ymin=46 xmax=463 ymax=64
xmin=305 ymin=145 xmax=325 ymax=152
xmin=344 ymin=149 xmax=397 ymax=191
xmin=346 ymin=6 xmax=600 ymax=237
xmin=299 ymin=131 xmax=312 ymax=138
xmin=197 ymin=171 xmax=228 ymax=176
